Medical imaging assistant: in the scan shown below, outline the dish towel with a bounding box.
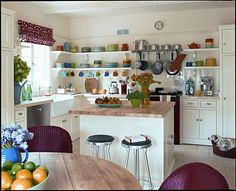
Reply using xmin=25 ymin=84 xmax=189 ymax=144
xmin=160 ymin=95 xmax=171 ymax=102
xmin=124 ymin=134 xmax=150 ymax=143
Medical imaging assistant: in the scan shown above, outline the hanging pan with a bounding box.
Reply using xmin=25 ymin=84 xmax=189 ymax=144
xmin=164 ymin=51 xmax=179 ymax=75
xmin=151 ymin=52 xmax=163 ymax=75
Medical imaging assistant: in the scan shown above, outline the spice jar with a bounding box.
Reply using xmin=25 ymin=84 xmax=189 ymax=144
xmin=121 ymin=43 xmax=129 ymax=51
xmin=205 ymin=38 xmax=214 ymax=48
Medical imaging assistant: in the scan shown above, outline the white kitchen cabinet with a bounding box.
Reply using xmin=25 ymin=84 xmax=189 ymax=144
xmin=219 ymin=24 xmax=235 ymax=138
xmin=14 ymin=108 xmax=27 ymax=129
xmin=51 ymin=114 xmax=80 ymax=141
xmin=1 ymin=7 xmax=15 ymax=126
xmin=181 ymin=98 xmax=218 ymax=145
xmin=1 ymin=49 xmax=14 ymax=126
xmin=222 ymin=28 xmax=235 ymax=54
xmin=71 ymin=114 xmax=80 ymax=141
xmin=1 ymin=7 xmax=14 ymax=48
xmin=51 ymin=114 xmax=72 ymax=135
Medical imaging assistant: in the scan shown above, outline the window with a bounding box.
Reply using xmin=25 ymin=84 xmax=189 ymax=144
xmin=20 ymin=42 xmax=50 ymax=94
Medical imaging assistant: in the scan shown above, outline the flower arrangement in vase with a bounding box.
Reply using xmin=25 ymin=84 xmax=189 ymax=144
xmin=14 ymin=55 xmax=31 ymax=104
xmin=1 ymin=123 xmax=34 ymax=163
xmin=131 ymin=72 xmax=161 ymax=106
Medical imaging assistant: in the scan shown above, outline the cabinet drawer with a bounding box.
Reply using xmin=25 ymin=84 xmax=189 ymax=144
xmin=200 ymin=101 xmax=217 ymax=108
xmin=183 ymin=100 xmax=198 ymax=108
xmin=15 ymin=109 xmax=26 ymax=120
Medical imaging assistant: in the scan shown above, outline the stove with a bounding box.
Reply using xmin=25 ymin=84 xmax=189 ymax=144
xmin=150 ymin=89 xmax=182 ymax=145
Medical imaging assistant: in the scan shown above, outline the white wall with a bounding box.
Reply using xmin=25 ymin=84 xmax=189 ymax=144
xmin=1 ymin=2 xmax=71 ymax=94
xmin=68 ymin=7 xmax=235 ymax=93
xmin=1 ymin=2 xmax=71 ymax=47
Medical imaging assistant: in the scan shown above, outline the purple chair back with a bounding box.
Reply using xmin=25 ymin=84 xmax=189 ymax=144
xmin=159 ymin=162 xmax=229 ymax=190
xmin=27 ymin=125 xmax=73 ymax=153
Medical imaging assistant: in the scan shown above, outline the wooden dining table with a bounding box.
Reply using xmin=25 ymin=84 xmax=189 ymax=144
xmin=27 ymin=152 xmax=142 ymax=190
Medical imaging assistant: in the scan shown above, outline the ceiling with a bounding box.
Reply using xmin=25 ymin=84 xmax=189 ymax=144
xmin=26 ymin=1 xmax=235 ymax=18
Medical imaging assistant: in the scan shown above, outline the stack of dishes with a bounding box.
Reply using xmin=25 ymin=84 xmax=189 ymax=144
xmin=107 ymin=44 xmax=118 ymax=51
xmin=93 ymin=60 xmax=102 ymax=68
xmin=81 ymin=47 xmax=91 ymax=52
xmin=105 ymin=62 xmax=118 ymax=68
xmin=91 ymin=47 xmax=106 ymax=52
xmin=80 ymin=63 xmax=90 ymax=68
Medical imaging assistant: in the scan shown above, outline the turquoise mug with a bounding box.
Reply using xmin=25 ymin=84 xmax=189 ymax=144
xmin=1 ymin=147 xmax=28 ymax=164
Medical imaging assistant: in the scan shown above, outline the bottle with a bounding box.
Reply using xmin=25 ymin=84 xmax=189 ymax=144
xmin=21 ymin=86 xmax=27 ymax=101
xmin=27 ymin=84 xmax=32 ymax=101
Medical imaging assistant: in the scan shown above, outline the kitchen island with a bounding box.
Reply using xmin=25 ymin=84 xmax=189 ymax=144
xmin=69 ymin=101 xmax=175 ymax=189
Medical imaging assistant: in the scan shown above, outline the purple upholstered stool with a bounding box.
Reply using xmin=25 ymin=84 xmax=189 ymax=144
xmin=27 ymin=125 xmax=73 ymax=153
xmin=159 ymin=162 xmax=229 ymax=190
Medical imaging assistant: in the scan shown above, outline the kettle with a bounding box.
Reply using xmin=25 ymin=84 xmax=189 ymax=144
xmin=109 ymin=81 xmax=119 ymax=94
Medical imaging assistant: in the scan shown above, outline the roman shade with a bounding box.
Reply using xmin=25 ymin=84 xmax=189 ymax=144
xmin=17 ymin=20 xmax=56 ymax=46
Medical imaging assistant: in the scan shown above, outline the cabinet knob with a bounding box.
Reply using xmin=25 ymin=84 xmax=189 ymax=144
xmin=223 ymin=42 xmax=226 ymax=46
xmin=62 ymin=120 xmax=67 ymax=122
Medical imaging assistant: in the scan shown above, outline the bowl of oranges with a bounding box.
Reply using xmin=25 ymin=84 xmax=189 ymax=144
xmin=1 ymin=160 xmax=49 ymax=190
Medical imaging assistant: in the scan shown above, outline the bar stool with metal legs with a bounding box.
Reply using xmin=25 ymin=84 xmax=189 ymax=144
xmin=121 ymin=138 xmax=153 ymax=189
xmin=86 ymin=134 xmax=115 ymax=161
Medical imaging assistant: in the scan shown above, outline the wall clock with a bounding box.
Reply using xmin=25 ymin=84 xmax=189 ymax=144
xmin=154 ymin=20 xmax=164 ymax=30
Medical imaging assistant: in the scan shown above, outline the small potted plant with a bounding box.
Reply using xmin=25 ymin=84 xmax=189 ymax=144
xmin=14 ymin=55 xmax=31 ymax=104
xmin=126 ymin=91 xmax=145 ymax=108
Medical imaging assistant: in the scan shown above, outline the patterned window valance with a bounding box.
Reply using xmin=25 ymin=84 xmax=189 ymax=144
xmin=17 ymin=20 xmax=56 ymax=46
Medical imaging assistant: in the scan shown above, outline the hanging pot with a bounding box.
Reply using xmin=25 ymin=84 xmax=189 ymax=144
xmin=151 ymin=52 xmax=163 ymax=75
xmin=134 ymin=40 xmax=148 ymax=51
xmin=140 ymin=52 xmax=148 ymax=71
xmin=164 ymin=51 xmax=179 ymax=75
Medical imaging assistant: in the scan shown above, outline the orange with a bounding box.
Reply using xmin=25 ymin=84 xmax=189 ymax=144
xmin=1 ymin=171 xmax=13 ymax=189
xmin=16 ymin=169 xmax=32 ymax=180
xmin=11 ymin=178 xmax=32 ymax=190
xmin=37 ymin=165 xmax=49 ymax=175
xmin=32 ymin=168 xmax=47 ymax=185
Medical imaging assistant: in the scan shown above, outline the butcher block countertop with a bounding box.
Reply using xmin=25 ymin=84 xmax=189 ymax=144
xmin=69 ymin=101 xmax=175 ymax=118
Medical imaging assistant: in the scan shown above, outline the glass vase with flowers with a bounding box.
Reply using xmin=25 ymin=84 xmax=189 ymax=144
xmin=131 ymin=72 xmax=161 ymax=107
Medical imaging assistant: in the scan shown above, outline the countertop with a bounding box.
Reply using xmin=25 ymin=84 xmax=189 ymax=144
xmin=69 ymin=101 xmax=175 ymax=118
xmin=14 ymin=93 xmax=127 ymax=108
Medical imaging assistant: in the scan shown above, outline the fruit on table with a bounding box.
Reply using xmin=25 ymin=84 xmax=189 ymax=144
xmin=1 ymin=171 xmax=13 ymax=190
xmin=32 ymin=168 xmax=47 ymax=184
xmin=11 ymin=178 xmax=32 ymax=190
xmin=1 ymin=160 xmax=48 ymax=190
xmin=24 ymin=161 xmax=36 ymax=172
xmin=95 ymin=97 xmax=122 ymax=104
xmin=16 ymin=169 xmax=32 ymax=180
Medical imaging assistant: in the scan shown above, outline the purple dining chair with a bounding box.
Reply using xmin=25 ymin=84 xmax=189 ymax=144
xmin=159 ymin=162 xmax=229 ymax=190
xmin=27 ymin=125 xmax=73 ymax=153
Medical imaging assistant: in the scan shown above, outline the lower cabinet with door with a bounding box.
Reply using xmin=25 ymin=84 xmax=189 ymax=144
xmin=180 ymin=98 xmax=219 ymax=145
xmin=51 ymin=114 xmax=80 ymax=141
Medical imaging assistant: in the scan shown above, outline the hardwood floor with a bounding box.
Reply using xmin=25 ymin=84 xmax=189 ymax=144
xmin=73 ymin=139 xmax=235 ymax=190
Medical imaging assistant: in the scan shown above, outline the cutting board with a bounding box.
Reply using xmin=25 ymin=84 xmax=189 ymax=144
xmin=85 ymin=78 xmax=98 ymax=93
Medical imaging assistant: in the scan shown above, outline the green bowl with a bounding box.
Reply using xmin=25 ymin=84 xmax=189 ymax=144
xmin=28 ymin=173 xmax=49 ymax=190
